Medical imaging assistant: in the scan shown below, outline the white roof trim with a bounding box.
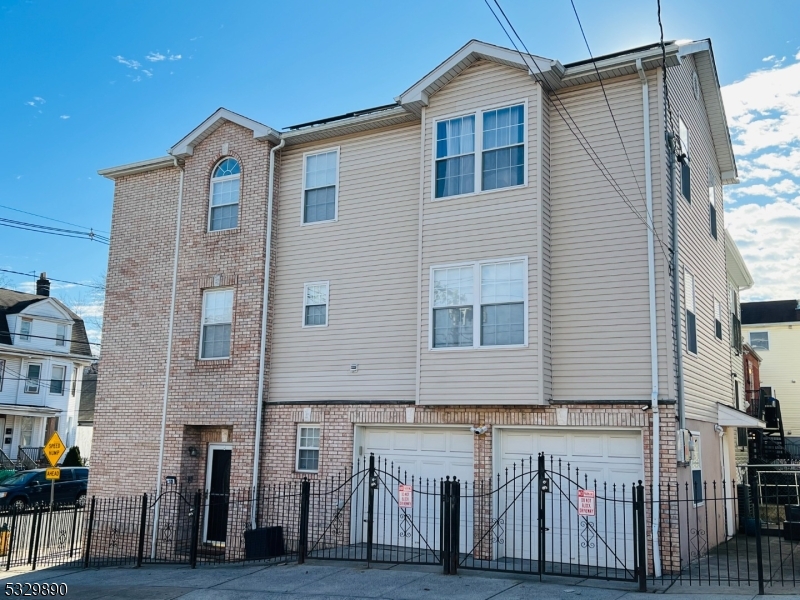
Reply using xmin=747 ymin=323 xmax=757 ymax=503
xmin=0 ymin=404 xmax=61 ymax=417
xmin=725 ymin=229 xmax=754 ymax=290
xmin=717 ymin=403 xmax=765 ymax=428
xmin=98 ymin=156 xmax=175 ymax=180
xmin=20 ymin=297 xmax=74 ymax=321
xmin=169 ymin=108 xmax=280 ymax=158
xmin=397 ymin=40 xmax=556 ymax=115
xmin=678 ymin=40 xmax=737 ymax=184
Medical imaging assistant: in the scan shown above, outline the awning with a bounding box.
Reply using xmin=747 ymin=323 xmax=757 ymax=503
xmin=0 ymin=404 xmax=61 ymax=417
xmin=717 ymin=403 xmax=765 ymax=428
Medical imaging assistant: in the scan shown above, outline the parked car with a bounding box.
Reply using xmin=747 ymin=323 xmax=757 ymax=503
xmin=0 ymin=468 xmax=88 ymax=510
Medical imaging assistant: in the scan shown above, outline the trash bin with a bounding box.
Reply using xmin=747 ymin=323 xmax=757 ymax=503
xmin=243 ymin=526 xmax=284 ymax=560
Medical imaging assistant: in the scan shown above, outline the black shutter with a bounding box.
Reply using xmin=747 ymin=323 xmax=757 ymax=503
xmin=715 ymin=319 xmax=722 ymax=339
xmin=687 ymin=310 xmax=697 ymax=353
xmin=710 ymin=203 xmax=717 ymax=239
xmin=681 ymin=161 xmax=691 ymax=201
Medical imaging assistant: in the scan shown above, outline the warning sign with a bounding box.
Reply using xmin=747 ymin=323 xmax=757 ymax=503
xmin=578 ymin=489 xmax=596 ymax=516
xmin=398 ymin=484 xmax=412 ymax=509
xmin=44 ymin=432 xmax=66 ymax=467
xmin=46 ymin=468 xmax=60 ymax=481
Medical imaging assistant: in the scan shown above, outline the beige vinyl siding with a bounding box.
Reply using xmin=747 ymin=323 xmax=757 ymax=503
xmin=419 ymin=60 xmax=544 ymax=405
xmin=268 ymin=123 xmax=420 ymax=401
xmin=742 ymin=325 xmax=800 ymax=435
xmin=539 ymin=85 xmax=553 ymax=400
xmin=728 ymin=278 xmax=745 ymax=409
xmin=668 ymin=55 xmax=732 ymax=421
xmin=550 ymin=73 xmax=669 ymax=401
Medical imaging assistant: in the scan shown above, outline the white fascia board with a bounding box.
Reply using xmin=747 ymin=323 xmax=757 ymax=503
xmin=98 ymin=156 xmax=175 ymax=180
xmin=169 ymin=108 xmax=281 ymax=158
xmin=717 ymin=403 xmax=766 ymax=428
xmin=678 ymin=40 xmax=737 ymax=182
xmin=0 ymin=404 xmax=61 ymax=417
xmin=282 ymin=106 xmax=415 ymax=145
xmin=21 ymin=298 xmax=75 ymax=321
xmin=398 ymin=39 xmax=554 ymax=109
xmin=724 ymin=229 xmax=754 ymax=290
xmin=561 ymin=44 xmax=680 ymax=83
xmin=0 ymin=345 xmax=94 ymax=363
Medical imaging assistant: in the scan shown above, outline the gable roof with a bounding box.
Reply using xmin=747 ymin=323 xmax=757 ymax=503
xmin=169 ymin=108 xmax=281 ymax=158
xmin=0 ymin=288 xmax=93 ymax=356
xmin=741 ymin=300 xmax=800 ymax=325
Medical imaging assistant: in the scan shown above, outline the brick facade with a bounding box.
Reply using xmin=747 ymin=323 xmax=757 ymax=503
xmin=92 ymin=121 xmax=276 ymax=497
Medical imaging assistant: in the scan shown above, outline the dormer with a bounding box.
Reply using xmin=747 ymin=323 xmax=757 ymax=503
xmin=12 ymin=298 xmax=74 ymax=353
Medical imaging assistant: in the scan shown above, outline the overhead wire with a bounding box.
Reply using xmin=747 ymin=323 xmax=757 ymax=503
xmin=2 ymin=331 xmax=101 ymax=346
xmin=485 ymin=0 xmax=672 ymax=264
xmin=0 ymin=268 xmax=106 ymax=291
xmin=0 ymin=217 xmax=109 ymax=245
xmin=0 ymin=204 xmax=110 ymax=235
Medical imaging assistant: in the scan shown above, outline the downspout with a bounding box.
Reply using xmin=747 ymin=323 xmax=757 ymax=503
xmin=637 ymin=58 xmax=661 ymax=577
xmin=152 ymin=157 xmax=184 ymax=558
xmin=251 ymin=137 xmax=285 ymax=529
xmin=669 ymin=134 xmax=686 ymax=430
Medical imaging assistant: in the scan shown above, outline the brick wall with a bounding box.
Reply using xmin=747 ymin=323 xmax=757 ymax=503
xmin=92 ymin=121 xmax=276 ymax=497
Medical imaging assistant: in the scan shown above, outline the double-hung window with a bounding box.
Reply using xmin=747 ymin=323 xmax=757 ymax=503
xmin=482 ymin=105 xmax=525 ymax=191
xmin=679 ymin=118 xmax=691 ymax=201
xmin=55 ymin=324 xmax=66 ymax=347
xmin=25 ymin=363 xmax=41 ymax=394
xmin=303 ymin=282 xmax=329 ymax=327
xmin=713 ymin=298 xmax=722 ymax=340
xmin=435 ymin=103 xmax=526 ymax=199
xmin=20 ymin=318 xmax=32 ymax=341
xmin=296 ymin=425 xmax=320 ymax=472
xmin=50 ymin=365 xmax=65 ymax=395
xmin=685 ymin=270 xmax=697 ymax=354
xmin=200 ymin=289 xmax=233 ymax=359
xmin=435 ymin=115 xmax=475 ymax=198
xmin=708 ymin=168 xmax=717 ymax=240
xmin=432 ymin=258 xmax=526 ymax=349
xmin=209 ymin=158 xmax=241 ymax=231
xmin=303 ymin=149 xmax=338 ymax=224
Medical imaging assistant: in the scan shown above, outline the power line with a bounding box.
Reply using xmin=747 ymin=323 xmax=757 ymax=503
xmin=485 ymin=0 xmax=672 ymax=263
xmin=2 ymin=331 xmax=101 ymax=346
xmin=0 ymin=217 xmax=110 ymax=245
xmin=0 ymin=269 xmax=105 ymax=291
xmin=0 ymin=204 xmax=110 ymax=235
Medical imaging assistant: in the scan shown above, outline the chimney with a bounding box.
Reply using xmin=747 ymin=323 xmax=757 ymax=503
xmin=36 ymin=272 xmax=50 ymax=297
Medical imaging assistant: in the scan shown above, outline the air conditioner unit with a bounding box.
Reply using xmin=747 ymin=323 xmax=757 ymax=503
xmin=677 ymin=429 xmax=691 ymax=464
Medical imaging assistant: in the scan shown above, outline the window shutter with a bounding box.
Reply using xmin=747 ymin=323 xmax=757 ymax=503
xmin=681 ymin=162 xmax=691 ymax=201
xmin=684 ymin=272 xmax=695 ymax=313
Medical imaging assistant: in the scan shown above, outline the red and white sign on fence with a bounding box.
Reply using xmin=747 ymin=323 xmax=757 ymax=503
xmin=577 ymin=489 xmax=596 ymax=516
xmin=398 ymin=484 xmax=413 ymax=509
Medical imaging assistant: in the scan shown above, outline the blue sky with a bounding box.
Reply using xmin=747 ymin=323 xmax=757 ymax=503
xmin=1 ymin=0 xmax=799 ymax=345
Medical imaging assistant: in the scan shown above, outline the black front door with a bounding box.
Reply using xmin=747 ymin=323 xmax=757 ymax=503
xmin=205 ymin=448 xmax=231 ymax=544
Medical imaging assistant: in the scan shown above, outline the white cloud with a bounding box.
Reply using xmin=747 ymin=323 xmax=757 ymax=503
xmin=726 ymin=198 xmax=800 ymax=301
xmin=25 ymin=97 xmax=45 ymax=107
xmin=146 ymin=51 xmax=165 ymax=62
xmin=762 ymin=55 xmax=775 ymax=62
xmin=59 ymin=115 xmax=70 ymax=120
xmin=169 ymin=54 xmax=182 ymax=61
xmin=32 ymin=96 xmax=45 ymax=104
xmin=142 ymin=69 xmax=153 ymax=78
xmin=731 ymin=179 xmax=800 ymax=198
xmin=113 ymin=55 xmax=141 ymax=69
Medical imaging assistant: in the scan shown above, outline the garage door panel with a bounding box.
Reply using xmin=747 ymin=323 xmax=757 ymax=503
xmin=365 ymin=429 xmax=391 ymax=450
xmin=570 ymin=434 xmax=604 ymax=457
xmin=393 ymin=431 xmax=419 ymax=451
xmin=449 ymin=432 xmax=474 ymax=453
xmin=608 ymin=435 xmax=640 ymax=458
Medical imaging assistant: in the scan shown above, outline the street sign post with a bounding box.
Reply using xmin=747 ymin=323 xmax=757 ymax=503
xmin=44 ymin=432 xmax=66 ymax=511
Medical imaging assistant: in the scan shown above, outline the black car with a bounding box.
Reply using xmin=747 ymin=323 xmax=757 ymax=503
xmin=0 ymin=468 xmax=88 ymax=510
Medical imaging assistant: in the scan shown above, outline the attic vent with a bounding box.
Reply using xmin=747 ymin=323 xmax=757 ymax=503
xmin=350 ymin=363 xmax=358 ymax=373
xmin=692 ymin=72 xmax=701 ymax=101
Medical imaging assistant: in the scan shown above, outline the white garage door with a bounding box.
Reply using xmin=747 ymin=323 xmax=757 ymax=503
xmin=497 ymin=428 xmax=643 ymax=571
xmin=360 ymin=427 xmax=474 ymax=554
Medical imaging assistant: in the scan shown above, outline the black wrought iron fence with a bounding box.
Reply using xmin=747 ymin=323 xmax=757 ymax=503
xmin=1 ymin=455 xmax=797 ymax=596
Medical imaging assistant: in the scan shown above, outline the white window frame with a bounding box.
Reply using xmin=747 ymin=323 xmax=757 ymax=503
xmin=24 ymin=363 xmax=42 ymax=394
xmin=679 ymin=117 xmax=690 ymax=161
xmin=684 ymin=269 xmax=697 ymax=356
xmin=199 ymin=288 xmax=234 ymax=360
xmin=55 ymin=324 xmax=67 ymax=347
xmin=71 ymin=366 xmax=78 ymax=396
xmin=19 ymin=318 xmax=32 ymax=342
xmin=49 ymin=364 xmax=66 ymax=395
xmin=302 ymin=281 xmax=330 ymax=328
xmin=428 ymin=256 xmax=529 ymax=351
xmin=300 ymin=147 xmax=340 ymax=226
xmin=749 ymin=331 xmax=770 ymax=351
xmin=208 ymin=157 xmax=241 ymax=232
xmin=295 ymin=424 xmax=321 ymax=473
xmin=713 ymin=297 xmax=722 ymax=341
xmin=431 ymin=100 xmax=528 ymax=202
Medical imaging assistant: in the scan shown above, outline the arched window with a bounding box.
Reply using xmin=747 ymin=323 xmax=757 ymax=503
xmin=209 ymin=158 xmax=241 ymax=231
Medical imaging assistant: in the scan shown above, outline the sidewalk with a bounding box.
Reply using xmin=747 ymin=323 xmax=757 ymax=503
xmin=0 ymin=560 xmax=798 ymax=599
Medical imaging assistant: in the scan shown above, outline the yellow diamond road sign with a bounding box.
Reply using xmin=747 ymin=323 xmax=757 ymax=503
xmin=44 ymin=432 xmax=66 ymax=467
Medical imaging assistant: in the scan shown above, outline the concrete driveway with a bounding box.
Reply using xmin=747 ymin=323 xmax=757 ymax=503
xmin=0 ymin=560 xmax=798 ymax=599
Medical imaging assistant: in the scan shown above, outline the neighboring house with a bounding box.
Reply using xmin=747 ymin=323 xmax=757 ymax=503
xmin=0 ymin=274 xmax=94 ymax=461
xmin=75 ymin=362 xmax=97 ymax=462
xmin=741 ymin=299 xmax=800 ymax=452
xmin=95 ymin=38 xmax=753 ymax=558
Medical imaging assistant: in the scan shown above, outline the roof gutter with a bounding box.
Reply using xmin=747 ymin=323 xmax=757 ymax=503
xmin=637 ymin=58 xmax=661 ymax=579
xmin=251 ymin=137 xmax=285 ymax=528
